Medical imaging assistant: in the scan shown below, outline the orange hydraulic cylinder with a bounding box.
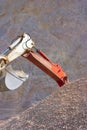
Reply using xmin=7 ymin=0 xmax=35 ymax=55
xmin=23 ymin=50 xmax=68 ymax=87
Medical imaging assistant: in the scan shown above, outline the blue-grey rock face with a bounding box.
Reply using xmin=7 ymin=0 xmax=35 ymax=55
xmin=0 ymin=0 xmax=87 ymax=119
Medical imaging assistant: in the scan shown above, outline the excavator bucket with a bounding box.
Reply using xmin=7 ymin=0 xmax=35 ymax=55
xmin=0 ymin=65 xmax=29 ymax=91
xmin=0 ymin=33 xmax=68 ymax=91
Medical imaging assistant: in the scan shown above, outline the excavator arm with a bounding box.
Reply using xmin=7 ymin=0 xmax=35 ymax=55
xmin=0 ymin=33 xmax=68 ymax=90
xmin=23 ymin=49 xmax=67 ymax=87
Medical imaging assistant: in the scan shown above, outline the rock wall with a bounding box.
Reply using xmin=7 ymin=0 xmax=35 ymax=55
xmin=0 ymin=0 xmax=87 ymax=120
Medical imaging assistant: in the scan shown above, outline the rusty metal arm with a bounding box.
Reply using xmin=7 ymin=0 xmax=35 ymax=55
xmin=23 ymin=49 xmax=68 ymax=87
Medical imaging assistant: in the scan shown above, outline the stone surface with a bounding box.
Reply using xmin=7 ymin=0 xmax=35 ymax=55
xmin=0 ymin=0 xmax=87 ymax=120
xmin=0 ymin=77 xmax=87 ymax=129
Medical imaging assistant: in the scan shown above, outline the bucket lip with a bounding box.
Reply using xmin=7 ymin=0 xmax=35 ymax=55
xmin=5 ymin=65 xmax=29 ymax=90
xmin=5 ymin=71 xmax=23 ymax=90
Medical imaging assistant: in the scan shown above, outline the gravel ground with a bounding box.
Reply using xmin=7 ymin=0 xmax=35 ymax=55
xmin=0 ymin=77 xmax=87 ymax=130
xmin=0 ymin=0 xmax=87 ymax=124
